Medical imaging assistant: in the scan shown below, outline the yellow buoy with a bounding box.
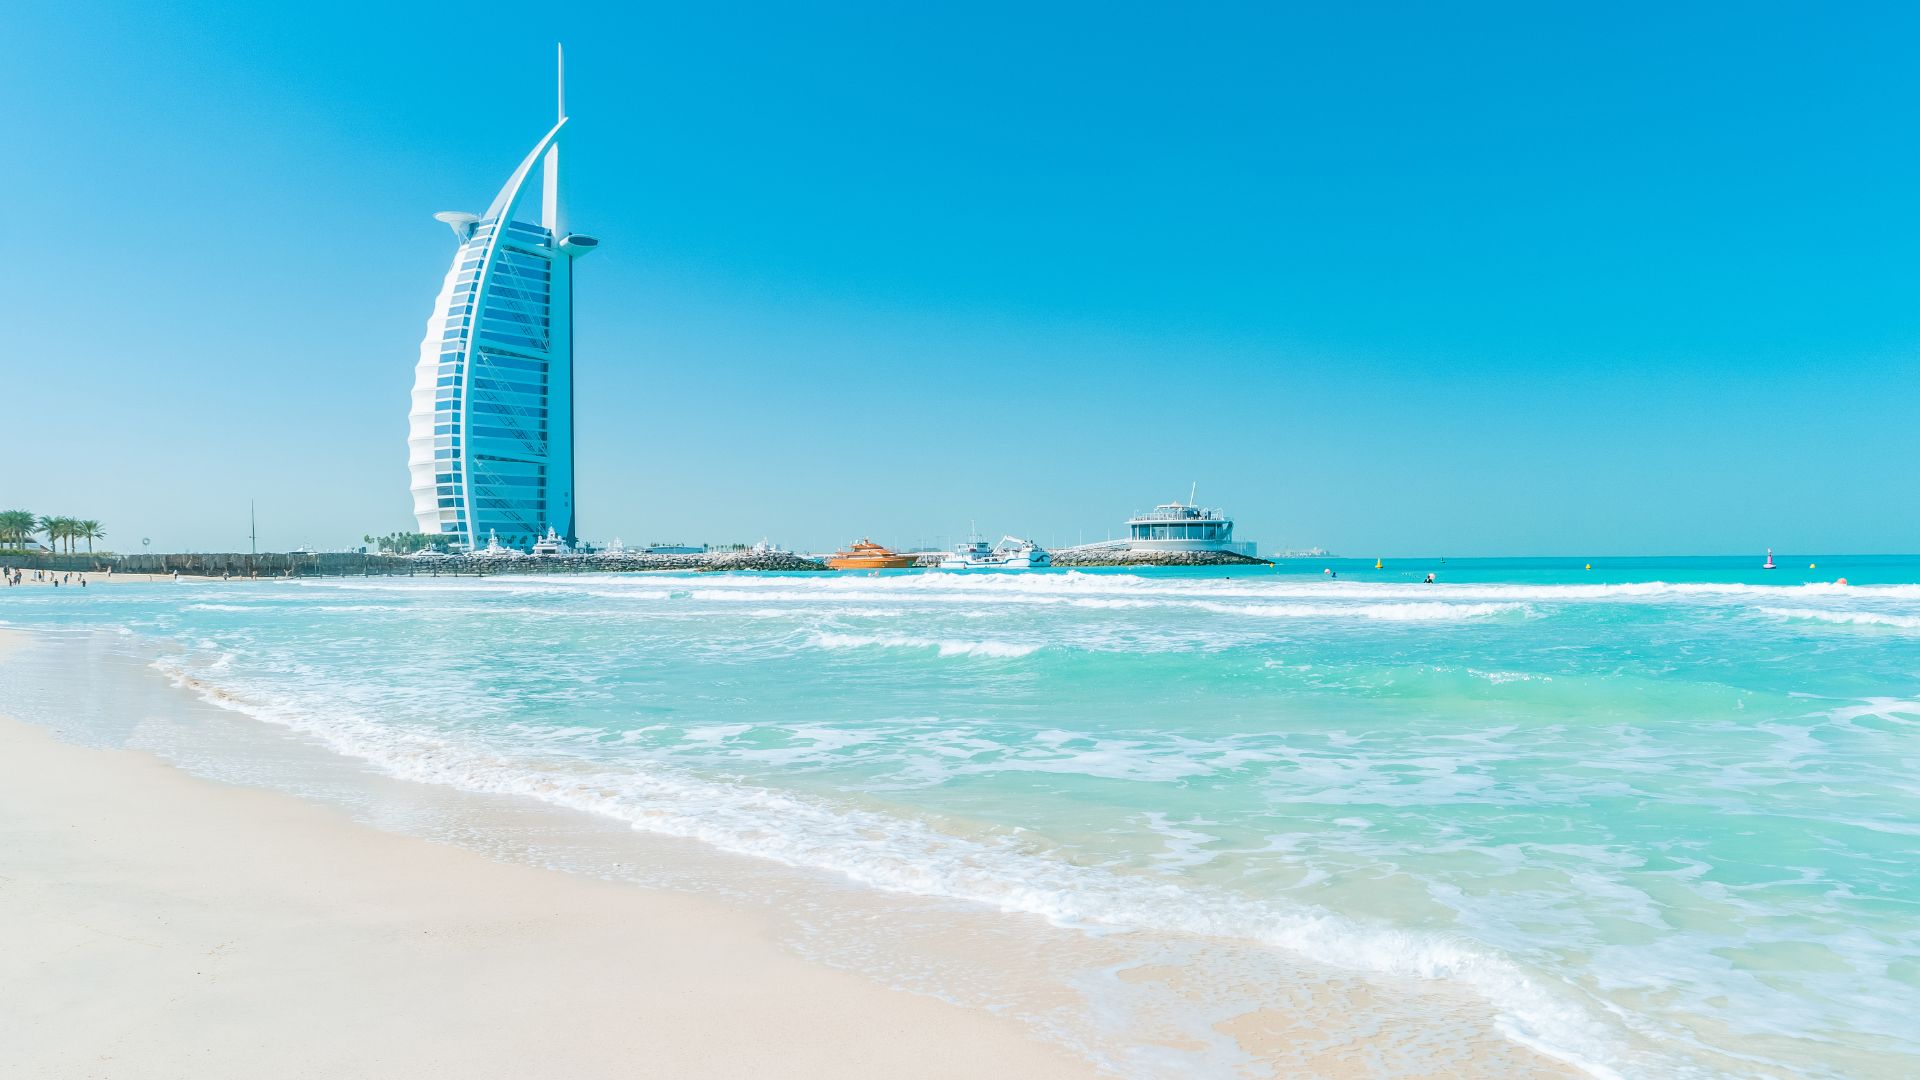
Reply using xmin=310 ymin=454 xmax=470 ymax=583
xmin=1585 ymin=563 xmax=1591 ymax=570
xmin=1810 ymin=563 xmax=1816 ymax=570
xmin=1375 ymin=558 xmax=1383 ymax=569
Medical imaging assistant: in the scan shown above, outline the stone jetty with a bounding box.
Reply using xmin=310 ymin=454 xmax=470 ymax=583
xmin=1046 ymin=548 xmax=1268 ymax=568
xmin=2 ymin=550 xmax=830 ymax=578
xmin=451 ymin=550 xmax=830 ymax=573
xmin=8 ymin=547 xmax=1275 ymax=578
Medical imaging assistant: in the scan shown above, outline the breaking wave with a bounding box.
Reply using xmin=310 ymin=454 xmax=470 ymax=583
xmin=143 ymin=652 xmax=1624 ymax=1078
xmin=807 ymin=632 xmax=1041 ymax=658
xmin=1758 ymin=607 xmax=1920 ymax=630
xmin=1192 ymin=600 xmax=1531 ymax=621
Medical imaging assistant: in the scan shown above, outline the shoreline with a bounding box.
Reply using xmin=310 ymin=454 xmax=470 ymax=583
xmin=2 ymin=546 xmax=1273 ymax=580
xmin=0 ymin=702 xmax=1098 ymax=1078
xmin=0 ymin=621 xmax=1584 ymax=1079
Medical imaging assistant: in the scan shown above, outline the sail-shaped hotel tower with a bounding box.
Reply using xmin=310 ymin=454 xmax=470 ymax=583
xmin=408 ymin=49 xmax=598 ymax=551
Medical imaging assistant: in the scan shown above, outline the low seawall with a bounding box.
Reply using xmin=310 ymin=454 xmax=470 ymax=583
xmin=1 ymin=550 xmax=830 ymax=577
xmin=456 ymin=551 xmax=829 ymax=573
xmin=3 ymin=549 xmax=1267 ymax=576
xmin=1047 ymin=548 xmax=1269 ymax=568
xmin=2 ymin=552 xmax=415 ymax=577
xmin=905 ymin=548 xmax=1270 ymax=569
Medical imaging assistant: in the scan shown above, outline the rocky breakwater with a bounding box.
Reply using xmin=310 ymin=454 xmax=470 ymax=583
xmin=1048 ymin=548 xmax=1269 ymax=568
xmin=444 ymin=550 xmax=830 ymax=574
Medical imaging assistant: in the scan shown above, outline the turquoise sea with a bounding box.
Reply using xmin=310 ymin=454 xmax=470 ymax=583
xmin=4 ymin=556 xmax=1918 ymax=1077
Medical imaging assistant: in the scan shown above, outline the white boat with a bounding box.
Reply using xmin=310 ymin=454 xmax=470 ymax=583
xmin=938 ymin=535 xmax=1051 ymax=570
xmin=530 ymin=527 xmax=572 ymax=556
xmin=1124 ymin=485 xmax=1257 ymax=556
xmin=478 ymin=529 xmax=527 ymax=557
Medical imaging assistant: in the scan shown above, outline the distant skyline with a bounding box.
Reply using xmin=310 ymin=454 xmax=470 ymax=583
xmin=4 ymin=3 xmax=1917 ymax=555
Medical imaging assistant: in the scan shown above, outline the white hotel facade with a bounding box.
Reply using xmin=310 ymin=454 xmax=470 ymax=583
xmin=408 ymin=51 xmax=597 ymax=551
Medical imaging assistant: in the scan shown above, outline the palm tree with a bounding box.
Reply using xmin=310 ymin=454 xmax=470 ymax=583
xmin=0 ymin=509 xmax=34 ymax=550
xmin=79 ymin=520 xmax=104 ymax=554
xmin=38 ymin=516 xmax=82 ymax=555
xmin=16 ymin=510 xmax=43 ymax=550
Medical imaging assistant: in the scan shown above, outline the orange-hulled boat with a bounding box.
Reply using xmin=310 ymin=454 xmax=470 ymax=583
xmin=826 ymin=539 xmax=918 ymax=570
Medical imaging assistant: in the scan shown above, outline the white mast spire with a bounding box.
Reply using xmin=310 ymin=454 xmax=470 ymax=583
xmin=557 ymin=43 xmax=567 ymax=122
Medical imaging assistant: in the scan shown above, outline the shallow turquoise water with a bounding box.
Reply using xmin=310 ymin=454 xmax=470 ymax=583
xmin=4 ymin=557 xmax=1918 ymax=1077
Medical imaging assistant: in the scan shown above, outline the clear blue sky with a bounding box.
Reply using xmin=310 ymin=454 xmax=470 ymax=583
xmin=4 ymin=2 xmax=1916 ymax=555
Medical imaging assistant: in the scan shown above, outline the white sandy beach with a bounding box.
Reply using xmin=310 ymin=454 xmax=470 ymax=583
xmin=0 ymin=614 xmax=1590 ymax=1080
xmin=0 ymin=702 xmax=1097 ymax=1079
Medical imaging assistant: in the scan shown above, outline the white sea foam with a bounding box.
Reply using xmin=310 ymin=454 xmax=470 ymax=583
xmin=1139 ymin=813 xmax=1225 ymax=870
xmin=141 ymin=652 xmax=1626 ymax=1078
xmin=288 ymin=572 xmax=1920 ymax=625
xmin=1826 ymin=697 xmax=1920 ymax=725
xmin=311 ymin=604 xmax=413 ymax=614
xmin=1193 ymin=600 xmax=1531 ymax=622
xmin=1471 ymin=669 xmax=1553 ymax=684
xmin=808 ymin=632 xmax=1041 ymax=658
xmin=1757 ymin=607 xmax=1920 ymax=630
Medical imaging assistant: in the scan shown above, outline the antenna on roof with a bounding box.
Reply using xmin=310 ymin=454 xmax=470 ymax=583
xmin=1189 ymin=481 xmax=1197 ymax=507
xmin=557 ymin=43 xmax=567 ymax=122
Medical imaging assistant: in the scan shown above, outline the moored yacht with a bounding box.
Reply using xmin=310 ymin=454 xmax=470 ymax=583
xmin=827 ymin=539 xmax=918 ymax=570
xmin=938 ymin=535 xmax=1051 ymax=570
xmin=479 ymin=529 xmax=526 ymax=557
xmin=530 ymin=527 xmax=573 ymax=556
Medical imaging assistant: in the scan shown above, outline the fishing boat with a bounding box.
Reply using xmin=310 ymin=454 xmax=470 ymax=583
xmin=826 ymin=539 xmax=918 ymax=570
xmin=938 ymin=535 xmax=1051 ymax=570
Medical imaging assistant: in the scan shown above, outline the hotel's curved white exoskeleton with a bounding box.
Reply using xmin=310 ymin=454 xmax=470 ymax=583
xmin=408 ymin=48 xmax=598 ymax=553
